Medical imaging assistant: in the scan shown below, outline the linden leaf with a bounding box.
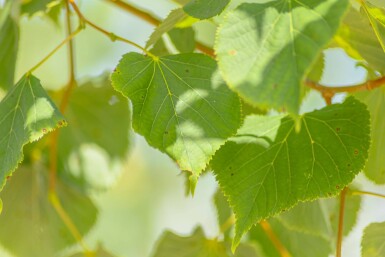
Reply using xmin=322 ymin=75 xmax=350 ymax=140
xmin=215 ymin=0 xmax=349 ymax=114
xmin=111 ymin=53 xmax=241 ymax=182
xmin=0 ymin=75 xmax=66 ymax=191
xmin=211 ymin=97 xmax=370 ymax=249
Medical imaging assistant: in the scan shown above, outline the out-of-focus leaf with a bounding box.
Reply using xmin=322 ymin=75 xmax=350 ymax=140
xmin=150 ymin=38 xmax=170 ymax=56
xmin=69 ymin=245 xmax=116 ymax=257
xmin=57 ymin=74 xmax=131 ymax=191
xmin=337 ymin=8 xmax=385 ymax=73
xmin=355 ymin=87 xmax=385 ymax=183
xmin=151 ymin=227 xmax=260 ymax=257
xmin=0 ymin=165 xmax=98 ymax=257
xmin=169 ymin=27 xmax=196 ymax=53
xmin=183 ymin=0 xmax=231 ymax=19
xmin=0 ymin=75 xmax=66 ymax=191
xmin=214 ymin=189 xmax=233 ymax=239
xmin=250 ymin=220 xmax=331 ymax=257
xmin=0 ymin=2 xmax=19 ymax=90
xmin=21 ymin=0 xmax=57 ymax=16
xmin=362 ymin=221 xmax=385 ymax=257
xmin=361 ymin=1 xmax=385 ymax=52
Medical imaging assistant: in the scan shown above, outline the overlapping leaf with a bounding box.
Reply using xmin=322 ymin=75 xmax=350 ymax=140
xmin=355 ymin=88 xmax=385 ymax=183
xmin=0 ymin=75 xmax=66 ymax=191
xmin=183 ymin=0 xmax=230 ymax=19
xmin=111 ymin=53 xmax=241 ymax=182
xmin=337 ymin=8 xmax=385 ymax=73
xmin=0 ymin=2 xmax=19 ymax=90
xmin=362 ymin=221 xmax=385 ymax=257
xmin=57 ymin=74 xmax=131 ymax=191
xmin=152 ymin=227 xmax=260 ymax=257
xmin=0 ymin=165 xmax=98 ymax=257
xmin=361 ymin=1 xmax=385 ymax=52
xmin=211 ymin=97 xmax=370 ymax=248
xmin=21 ymin=0 xmax=57 ymax=16
xmin=215 ymin=0 xmax=349 ymax=114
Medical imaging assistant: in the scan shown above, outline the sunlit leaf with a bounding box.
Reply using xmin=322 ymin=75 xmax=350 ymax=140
xmin=111 ymin=53 xmax=241 ymax=182
xmin=0 ymin=165 xmax=98 ymax=257
xmin=183 ymin=0 xmax=231 ymax=19
xmin=361 ymin=1 xmax=385 ymax=52
xmin=0 ymin=75 xmax=66 ymax=191
xmin=215 ymin=0 xmax=349 ymax=114
xmin=355 ymin=87 xmax=385 ymax=183
xmin=69 ymin=245 xmax=116 ymax=257
xmin=362 ymin=221 xmax=385 ymax=257
xmin=211 ymin=97 xmax=370 ymax=248
xmin=0 ymin=2 xmax=19 ymax=90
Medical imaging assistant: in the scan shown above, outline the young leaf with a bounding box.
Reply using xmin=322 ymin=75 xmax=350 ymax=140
xmin=361 ymin=1 xmax=385 ymax=52
xmin=362 ymin=221 xmax=385 ymax=257
xmin=0 ymin=165 xmax=98 ymax=257
xmin=0 ymin=2 xmax=19 ymax=90
xmin=111 ymin=53 xmax=241 ymax=181
xmin=151 ymin=227 xmax=260 ymax=257
xmin=57 ymin=74 xmax=131 ymax=191
xmin=215 ymin=0 xmax=349 ymax=114
xmin=355 ymin=88 xmax=385 ymax=183
xmin=146 ymin=8 xmax=188 ymax=49
xmin=337 ymin=8 xmax=385 ymax=73
xmin=169 ymin=27 xmax=196 ymax=53
xmin=211 ymin=97 xmax=370 ymax=249
xmin=183 ymin=0 xmax=231 ymax=19
xmin=0 ymin=75 xmax=66 ymax=191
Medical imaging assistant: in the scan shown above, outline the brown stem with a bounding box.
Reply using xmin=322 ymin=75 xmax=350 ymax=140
xmin=103 ymin=0 xmax=215 ymax=56
xmin=260 ymin=220 xmax=292 ymax=257
xmin=336 ymin=187 xmax=348 ymax=257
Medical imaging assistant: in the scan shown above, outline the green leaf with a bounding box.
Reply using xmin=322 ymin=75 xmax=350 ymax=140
xmin=214 ymin=189 xmax=233 ymax=239
xmin=362 ymin=221 xmax=385 ymax=257
xmin=57 ymin=74 xmax=131 ymax=191
xmin=355 ymin=88 xmax=385 ymax=183
xmin=337 ymin=7 xmax=385 ymax=73
xmin=150 ymin=38 xmax=171 ymax=57
xmin=68 ymin=245 xmax=116 ymax=257
xmin=215 ymin=0 xmax=349 ymax=114
xmin=151 ymin=227 xmax=260 ymax=257
xmin=250 ymin=220 xmax=331 ymax=257
xmin=0 ymin=2 xmax=19 ymax=90
xmin=0 ymin=75 xmax=66 ymax=191
xmin=211 ymin=97 xmax=370 ymax=248
xmin=111 ymin=53 xmax=241 ymax=180
xmin=183 ymin=0 xmax=231 ymax=19
xmin=169 ymin=27 xmax=196 ymax=53
xmin=146 ymin=8 xmax=188 ymax=49
xmin=278 ymin=193 xmax=361 ymax=239
xmin=0 ymin=165 xmax=98 ymax=257
xmin=21 ymin=0 xmax=57 ymax=16
xmin=361 ymin=1 xmax=385 ymax=52
xmin=0 ymin=198 xmax=2 ymax=214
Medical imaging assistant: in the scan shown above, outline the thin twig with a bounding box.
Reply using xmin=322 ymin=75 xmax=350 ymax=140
xmin=69 ymin=0 xmax=156 ymax=58
xmin=103 ymin=0 xmax=214 ymax=56
xmin=336 ymin=187 xmax=348 ymax=257
xmin=260 ymin=220 xmax=292 ymax=257
xmin=350 ymin=189 xmax=385 ymax=199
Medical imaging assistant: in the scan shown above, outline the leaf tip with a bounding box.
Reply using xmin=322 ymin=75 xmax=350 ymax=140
xmin=189 ymin=174 xmax=198 ymax=196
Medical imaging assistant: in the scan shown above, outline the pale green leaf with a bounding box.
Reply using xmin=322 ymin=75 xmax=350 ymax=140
xmin=111 ymin=53 xmax=241 ymax=179
xmin=211 ymin=97 xmax=370 ymax=248
xmin=362 ymin=1 xmax=385 ymax=52
xmin=69 ymin=245 xmax=116 ymax=257
xmin=337 ymin=8 xmax=385 ymax=73
xmin=250 ymin=220 xmax=331 ymax=257
xmin=214 ymin=189 xmax=233 ymax=239
xmin=57 ymin=74 xmax=131 ymax=191
xmin=21 ymin=0 xmax=56 ymax=16
xmin=215 ymin=0 xmax=349 ymax=114
xmin=362 ymin=221 xmax=385 ymax=257
xmin=0 ymin=75 xmax=66 ymax=191
xmin=169 ymin=27 xmax=196 ymax=53
xmin=0 ymin=165 xmax=98 ymax=257
xmin=0 ymin=3 xmax=19 ymax=90
xmin=355 ymin=88 xmax=385 ymax=183
xmin=152 ymin=227 xmax=260 ymax=257
xmin=183 ymin=0 xmax=231 ymax=19
xmin=0 ymin=198 xmax=2 ymax=214
xmin=146 ymin=8 xmax=188 ymax=49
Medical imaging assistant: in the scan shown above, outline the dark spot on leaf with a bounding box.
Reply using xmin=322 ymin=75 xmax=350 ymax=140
xmin=327 ymin=192 xmax=332 ymax=196
xmin=164 ymin=131 xmax=168 ymax=135
xmin=354 ymin=149 xmax=359 ymax=155
xmin=347 ymin=163 xmax=351 ymax=167
xmin=185 ymin=69 xmax=189 ymax=73
xmin=6 ymin=176 xmax=11 ymax=181
xmin=58 ymin=121 xmax=63 ymax=126
xmin=42 ymin=128 xmax=47 ymax=134
xmin=231 ymin=173 xmax=234 ymax=176
xmin=336 ymin=127 xmax=340 ymax=132
xmin=336 ymin=185 xmax=340 ymax=190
